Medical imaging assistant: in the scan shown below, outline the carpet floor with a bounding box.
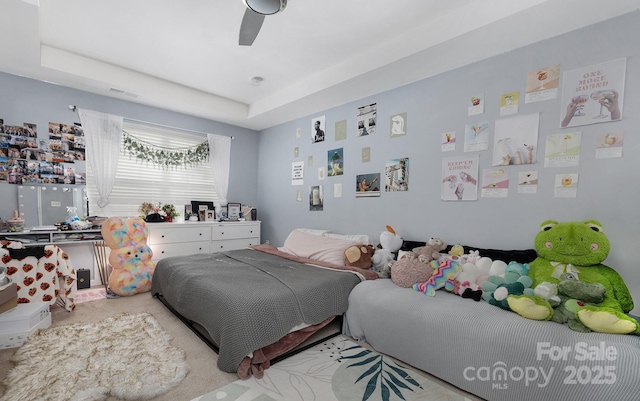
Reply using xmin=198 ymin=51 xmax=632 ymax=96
xmin=194 ymin=335 xmax=473 ymax=401
xmin=0 ymin=289 xmax=481 ymax=401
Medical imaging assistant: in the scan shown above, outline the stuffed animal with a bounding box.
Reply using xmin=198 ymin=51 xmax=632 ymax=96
xmin=445 ymin=257 xmax=487 ymax=301
xmin=390 ymin=253 xmax=434 ymax=287
xmin=371 ymin=249 xmax=394 ymax=278
xmin=481 ymin=262 xmax=534 ymax=309
xmin=411 ymin=237 xmax=447 ymax=263
xmin=102 ymin=216 xmax=155 ymax=297
xmin=550 ymin=272 xmax=606 ymax=332
xmin=413 ymin=259 xmax=461 ymax=296
xmin=344 ymin=244 xmax=375 ymax=269
xmin=507 ymin=219 xmax=639 ymax=334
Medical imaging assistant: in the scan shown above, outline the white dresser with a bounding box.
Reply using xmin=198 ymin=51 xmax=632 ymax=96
xmin=147 ymin=221 xmax=261 ymax=260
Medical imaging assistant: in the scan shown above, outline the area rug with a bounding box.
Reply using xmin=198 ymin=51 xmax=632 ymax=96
xmin=1 ymin=312 xmax=190 ymax=401
xmin=193 ymin=336 xmax=464 ymax=401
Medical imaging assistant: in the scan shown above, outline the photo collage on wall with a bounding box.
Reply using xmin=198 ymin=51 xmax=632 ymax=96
xmin=0 ymin=119 xmax=86 ymax=185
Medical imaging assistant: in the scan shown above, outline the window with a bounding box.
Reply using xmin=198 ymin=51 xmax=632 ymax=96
xmin=86 ymin=120 xmax=217 ymax=218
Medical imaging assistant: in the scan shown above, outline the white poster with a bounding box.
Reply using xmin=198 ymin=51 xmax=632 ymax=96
xmin=492 ymin=113 xmax=539 ymax=166
xmin=544 ymin=132 xmax=582 ymax=168
xmin=554 ymin=173 xmax=578 ymax=198
xmin=481 ymin=168 xmax=509 ymax=198
xmin=595 ymin=132 xmax=624 ymax=159
xmin=559 ymin=58 xmax=626 ymax=128
xmin=291 ymin=161 xmax=304 ymax=185
xmin=525 ymin=64 xmax=560 ymax=104
xmin=441 ymin=155 xmax=479 ymax=201
xmin=464 ymin=122 xmax=489 ymax=152
xmin=517 ymin=171 xmax=538 ymax=194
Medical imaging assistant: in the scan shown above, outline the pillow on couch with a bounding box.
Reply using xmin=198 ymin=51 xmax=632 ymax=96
xmin=279 ymin=229 xmax=359 ymax=266
xmin=400 ymin=241 xmax=537 ymax=264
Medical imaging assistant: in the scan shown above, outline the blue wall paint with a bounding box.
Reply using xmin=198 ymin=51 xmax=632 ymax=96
xmin=257 ymin=12 xmax=640 ymax=312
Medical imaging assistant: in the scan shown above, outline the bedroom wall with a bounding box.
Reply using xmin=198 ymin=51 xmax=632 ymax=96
xmin=256 ymin=12 xmax=640 ymax=313
xmin=0 ymin=72 xmax=261 ymax=218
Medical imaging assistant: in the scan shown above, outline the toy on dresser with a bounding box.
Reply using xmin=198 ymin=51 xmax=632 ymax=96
xmin=102 ymin=217 xmax=155 ymax=296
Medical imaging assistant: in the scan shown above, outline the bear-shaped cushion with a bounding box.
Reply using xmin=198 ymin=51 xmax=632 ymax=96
xmin=102 ymin=216 xmax=155 ymax=296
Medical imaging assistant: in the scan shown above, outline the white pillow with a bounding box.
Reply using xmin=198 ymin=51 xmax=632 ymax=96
xmin=278 ymin=229 xmax=358 ymax=266
xmin=295 ymin=228 xmax=332 ymax=236
xmin=323 ymin=233 xmax=371 ymax=245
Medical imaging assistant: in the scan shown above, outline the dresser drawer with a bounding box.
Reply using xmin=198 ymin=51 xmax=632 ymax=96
xmin=150 ymin=241 xmax=210 ymax=259
xmin=148 ymin=226 xmax=211 ymax=245
xmin=210 ymin=237 xmax=259 ymax=252
xmin=212 ymin=224 xmax=259 ymax=240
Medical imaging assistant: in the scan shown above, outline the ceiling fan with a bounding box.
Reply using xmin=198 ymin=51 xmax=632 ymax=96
xmin=239 ymin=0 xmax=287 ymax=46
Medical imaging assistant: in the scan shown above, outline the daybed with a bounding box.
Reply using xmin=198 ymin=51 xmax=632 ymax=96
xmin=344 ymin=245 xmax=640 ymax=401
xmin=151 ymin=229 xmax=377 ymax=378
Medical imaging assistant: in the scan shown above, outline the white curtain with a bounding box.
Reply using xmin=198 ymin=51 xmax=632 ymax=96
xmin=78 ymin=109 xmax=123 ymax=216
xmin=207 ymin=134 xmax=231 ymax=215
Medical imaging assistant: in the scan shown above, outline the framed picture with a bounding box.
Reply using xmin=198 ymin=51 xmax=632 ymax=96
xmin=205 ymin=209 xmax=216 ymax=221
xmin=184 ymin=204 xmax=192 ymax=218
xmin=197 ymin=209 xmax=206 ymax=222
xmin=227 ymin=203 xmax=241 ymax=220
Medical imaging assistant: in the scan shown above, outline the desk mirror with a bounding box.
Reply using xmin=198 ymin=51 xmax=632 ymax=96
xmin=18 ymin=185 xmax=87 ymax=227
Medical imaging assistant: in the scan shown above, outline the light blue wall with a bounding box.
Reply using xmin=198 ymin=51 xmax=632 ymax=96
xmin=0 ymin=72 xmax=260 ymax=217
xmin=257 ymin=12 xmax=640 ymax=312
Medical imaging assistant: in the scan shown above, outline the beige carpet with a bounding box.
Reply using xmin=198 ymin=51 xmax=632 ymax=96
xmin=0 ymin=291 xmax=481 ymax=401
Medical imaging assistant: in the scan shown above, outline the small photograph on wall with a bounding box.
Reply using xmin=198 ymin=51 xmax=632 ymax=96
xmin=335 ymin=120 xmax=347 ymax=141
xmin=390 ymin=113 xmax=407 ymax=137
xmin=480 ymin=168 xmax=509 ymax=198
xmin=544 ymin=132 xmax=582 ymax=168
xmin=468 ymin=94 xmax=484 ymax=116
xmin=356 ymin=173 xmax=380 ymax=197
xmin=357 ymin=103 xmax=377 ymax=136
xmin=385 ymin=158 xmax=409 ymax=192
xmin=500 ymin=91 xmax=520 ymax=116
xmin=327 ymin=148 xmax=343 ymax=177
xmin=23 ymin=122 xmax=37 ymax=137
xmin=309 ymin=185 xmax=323 ymax=211
xmin=312 ymin=115 xmax=326 ymax=143
xmin=442 ymin=131 xmax=456 ymax=152
xmin=517 ymin=171 xmax=538 ymax=194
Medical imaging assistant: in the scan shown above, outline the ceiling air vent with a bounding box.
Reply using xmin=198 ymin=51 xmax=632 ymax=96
xmin=108 ymin=87 xmax=140 ymax=99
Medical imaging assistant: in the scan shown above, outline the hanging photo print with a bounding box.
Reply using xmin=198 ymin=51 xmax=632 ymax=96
xmin=385 ymin=158 xmax=409 ymax=192
xmin=356 ymin=173 xmax=381 ymax=197
xmin=312 ymin=115 xmax=326 ymax=143
xmin=357 ymin=103 xmax=377 ymax=136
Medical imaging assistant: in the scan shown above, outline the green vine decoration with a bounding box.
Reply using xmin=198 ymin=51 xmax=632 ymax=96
xmin=122 ymin=131 xmax=209 ymax=169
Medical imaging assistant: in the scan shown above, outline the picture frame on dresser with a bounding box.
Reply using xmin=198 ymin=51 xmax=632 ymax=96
xmin=205 ymin=210 xmax=216 ymax=221
xmin=227 ymin=203 xmax=241 ymax=221
xmin=191 ymin=201 xmax=214 ymax=221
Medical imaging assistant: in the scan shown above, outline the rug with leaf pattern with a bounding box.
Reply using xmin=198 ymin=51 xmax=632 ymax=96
xmin=193 ymin=335 xmax=465 ymax=401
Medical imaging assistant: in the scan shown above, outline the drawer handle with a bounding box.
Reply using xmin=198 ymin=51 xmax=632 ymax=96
xmin=221 ymin=232 xmax=224 ymax=235
xmin=199 ymin=233 xmax=202 ymax=236
xmin=198 ymin=247 xmax=202 ymax=250
xmin=161 ymin=251 xmax=165 ymax=254
xmin=161 ymin=235 xmax=165 ymax=238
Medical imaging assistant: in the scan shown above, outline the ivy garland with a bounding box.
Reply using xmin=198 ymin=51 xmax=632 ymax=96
xmin=122 ymin=131 xmax=209 ymax=169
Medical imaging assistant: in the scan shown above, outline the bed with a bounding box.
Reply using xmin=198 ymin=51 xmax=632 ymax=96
xmin=151 ymin=231 xmax=378 ymax=378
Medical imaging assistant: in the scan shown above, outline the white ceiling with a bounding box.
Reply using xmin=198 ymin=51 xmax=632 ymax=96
xmin=1 ymin=0 xmax=638 ymax=131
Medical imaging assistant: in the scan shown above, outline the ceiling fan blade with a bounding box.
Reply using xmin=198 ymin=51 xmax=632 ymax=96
xmin=239 ymin=8 xmax=265 ymax=46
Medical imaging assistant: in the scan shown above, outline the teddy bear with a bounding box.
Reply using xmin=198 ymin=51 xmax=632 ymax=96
xmin=411 ymin=237 xmax=447 ymax=263
xmin=390 ymin=253 xmax=434 ymax=287
xmin=507 ymin=219 xmax=639 ymax=334
xmin=344 ymin=244 xmax=375 ymax=269
xmin=101 ymin=216 xmax=156 ymax=297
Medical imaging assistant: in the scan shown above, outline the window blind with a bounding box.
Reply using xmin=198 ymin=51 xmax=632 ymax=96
xmin=86 ymin=120 xmax=217 ymax=218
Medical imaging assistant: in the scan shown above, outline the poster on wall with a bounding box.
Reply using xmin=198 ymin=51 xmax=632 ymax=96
xmin=464 ymin=122 xmax=489 ymax=152
xmin=525 ymin=64 xmax=560 ymax=104
xmin=544 ymin=132 xmax=582 ymax=168
xmin=517 ymin=171 xmax=538 ymax=194
xmin=390 ymin=113 xmax=407 ymax=137
xmin=385 ymin=158 xmax=409 ymax=192
xmin=481 ymin=168 xmax=509 ymax=198
xmin=554 ymin=173 xmax=578 ymax=198
xmin=327 ymin=148 xmax=344 ymax=176
xmin=595 ymin=131 xmax=624 ymax=159
xmin=492 ymin=113 xmax=539 ymax=166
xmin=309 ymin=185 xmax=323 ymax=211
xmin=559 ymin=58 xmax=626 ymax=128
xmin=468 ymin=94 xmax=484 ymax=116
xmin=500 ymin=91 xmax=520 ymax=116
xmin=291 ymin=161 xmax=304 ymax=185
xmin=441 ymin=155 xmax=478 ymax=201
xmin=441 ymin=131 xmax=455 ymax=152
xmin=357 ymin=103 xmax=377 ymax=136
xmin=312 ymin=115 xmax=326 ymax=143
xmin=356 ymin=173 xmax=380 ymax=197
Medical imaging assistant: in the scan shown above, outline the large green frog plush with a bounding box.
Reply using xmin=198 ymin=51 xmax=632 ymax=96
xmin=507 ymin=219 xmax=639 ymax=334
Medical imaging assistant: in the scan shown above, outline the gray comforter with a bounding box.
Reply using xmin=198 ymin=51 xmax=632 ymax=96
xmin=151 ymin=248 xmax=364 ymax=372
xmin=345 ymin=279 xmax=640 ymax=401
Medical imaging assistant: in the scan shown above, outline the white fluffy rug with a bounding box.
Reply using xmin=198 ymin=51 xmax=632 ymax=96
xmin=2 ymin=312 xmax=190 ymax=401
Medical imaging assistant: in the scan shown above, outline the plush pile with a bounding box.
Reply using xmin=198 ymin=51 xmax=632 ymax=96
xmin=2 ymin=312 xmax=190 ymax=401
